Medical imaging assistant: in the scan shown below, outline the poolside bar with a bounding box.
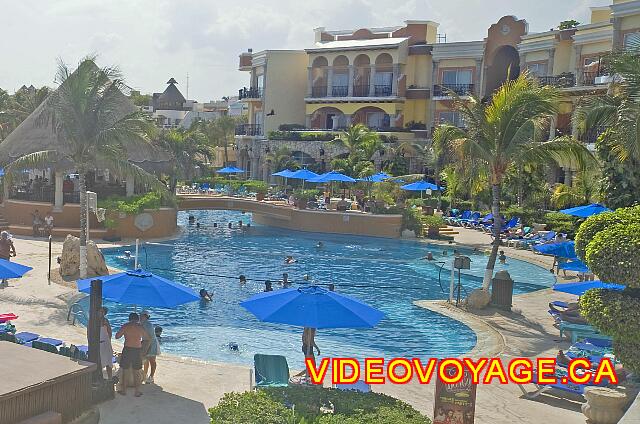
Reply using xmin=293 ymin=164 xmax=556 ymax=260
xmin=0 ymin=342 xmax=96 ymax=424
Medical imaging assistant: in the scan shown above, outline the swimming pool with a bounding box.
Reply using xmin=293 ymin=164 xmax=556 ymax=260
xmin=100 ymin=210 xmax=555 ymax=368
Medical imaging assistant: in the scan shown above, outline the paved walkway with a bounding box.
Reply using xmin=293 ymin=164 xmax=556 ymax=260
xmin=0 ymin=231 xmax=633 ymax=423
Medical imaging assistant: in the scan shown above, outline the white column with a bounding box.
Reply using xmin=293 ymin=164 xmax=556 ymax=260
xmin=475 ymin=59 xmax=483 ymax=97
xmin=126 ymin=177 xmax=134 ymax=197
xmin=392 ymin=64 xmax=400 ymax=96
xmin=326 ymin=67 xmax=333 ymax=97
xmin=54 ymin=172 xmax=64 ymax=211
xmin=548 ymin=48 xmax=556 ymax=76
xmin=347 ymin=65 xmax=354 ymax=97
xmin=369 ymin=66 xmax=376 ymax=97
xmin=574 ymin=45 xmax=583 ymax=85
xmin=344 ymin=114 xmax=352 ymax=127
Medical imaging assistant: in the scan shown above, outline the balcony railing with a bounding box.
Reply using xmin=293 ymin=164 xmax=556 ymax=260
xmin=581 ymin=69 xmax=609 ymax=86
xmin=238 ymin=87 xmax=263 ymax=100
xmin=331 ymin=85 xmax=348 ymax=97
xmin=235 ymin=124 xmax=263 ymax=136
xmin=537 ymin=73 xmax=575 ymax=88
xmin=353 ymin=84 xmax=370 ymax=97
xmin=374 ymin=84 xmax=393 ymax=96
xmin=433 ymin=83 xmax=474 ymax=97
xmin=311 ymin=86 xmax=328 ymax=98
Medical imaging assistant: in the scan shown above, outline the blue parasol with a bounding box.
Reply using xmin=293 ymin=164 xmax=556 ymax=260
xmin=357 ymin=172 xmax=390 ymax=183
xmin=240 ymin=285 xmax=384 ymax=329
xmin=553 ymin=280 xmax=625 ymax=296
xmin=533 ymin=241 xmax=577 ymax=259
xmin=307 ymin=171 xmax=356 ymax=183
xmin=0 ymin=259 xmax=33 ymax=280
xmin=272 ymin=169 xmax=295 ymax=178
xmin=400 ymin=181 xmax=441 ymax=191
xmin=77 ymin=269 xmax=200 ymax=308
xmin=217 ymin=166 xmax=246 ymax=174
xmin=558 ymin=260 xmax=590 ymax=273
xmin=560 ymin=204 xmax=611 ymax=218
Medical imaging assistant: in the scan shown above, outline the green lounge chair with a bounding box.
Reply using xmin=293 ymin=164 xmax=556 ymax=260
xmin=0 ymin=332 xmax=17 ymax=343
xmin=32 ymin=340 xmax=59 ymax=354
xmin=559 ymin=322 xmax=610 ymax=344
xmin=252 ymin=354 xmax=290 ymax=389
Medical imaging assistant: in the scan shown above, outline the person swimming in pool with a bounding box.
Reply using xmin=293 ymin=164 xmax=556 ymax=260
xmin=423 ymin=252 xmax=434 ymax=261
xmin=188 ymin=215 xmax=195 ymax=224
xmin=199 ymin=288 xmax=213 ymax=301
xmin=285 ymin=255 xmax=297 ymax=264
xmin=316 ymin=241 xmax=324 ymax=249
xmin=280 ymin=273 xmax=291 ymax=287
xmin=499 ymin=250 xmax=507 ymax=264
xmin=239 ymin=275 xmax=247 ymax=285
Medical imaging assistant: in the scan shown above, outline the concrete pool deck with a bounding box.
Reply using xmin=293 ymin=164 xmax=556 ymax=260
xmin=0 ymin=231 xmax=633 ymax=424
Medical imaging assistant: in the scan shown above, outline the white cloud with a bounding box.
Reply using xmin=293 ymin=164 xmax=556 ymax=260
xmin=0 ymin=0 xmax=612 ymax=100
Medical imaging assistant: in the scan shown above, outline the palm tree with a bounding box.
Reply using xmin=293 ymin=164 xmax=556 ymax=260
xmin=196 ymin=116 xmax=240 ymax=167
xmin=156 ymin=128 xmax=208 ymax=192
xmin=5 ymin=57 xmax=165 ymax=278
xmin=445 ymin=74 xmax=593 ymax=289
xmin=266 ymin=146 xmax=299 ymax=173
xmin=333 ymin=124 xmax=382 ymax=160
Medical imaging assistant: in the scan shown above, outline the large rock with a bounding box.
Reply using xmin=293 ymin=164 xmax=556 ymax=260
xmin=60 ymin=235 xmax=108 ymax=277
xmin=467 ymin=288 xmax=491 ymax=310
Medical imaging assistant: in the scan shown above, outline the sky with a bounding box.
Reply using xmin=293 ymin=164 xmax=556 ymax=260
xmin=0 ymin=0 xmax=611 ymax=101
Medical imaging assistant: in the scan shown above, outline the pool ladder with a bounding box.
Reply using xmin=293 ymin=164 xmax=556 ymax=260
xmin=436 ymin=261 xmax=469 ymax=302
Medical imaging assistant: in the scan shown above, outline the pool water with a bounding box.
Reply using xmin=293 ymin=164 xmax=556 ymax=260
xmin=99 ymin=210 xmax=555 ymax=368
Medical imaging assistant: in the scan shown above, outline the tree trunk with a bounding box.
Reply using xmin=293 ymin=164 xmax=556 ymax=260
xmin=435 ymin=166 xmax=442 ymax=211
xmin=223 ymin=140 xmax=229 ymax=167
xmin=79 ymin=172 xmax=88 ymax=279
xmin=517 ymin=165 xmax=524 ymax=207
xmin=482 ymin=183 xmax=502 ymax=290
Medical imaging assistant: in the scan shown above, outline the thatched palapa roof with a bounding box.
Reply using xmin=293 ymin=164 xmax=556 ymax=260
xmin=0 ymin=65 xmax=174 ymax=175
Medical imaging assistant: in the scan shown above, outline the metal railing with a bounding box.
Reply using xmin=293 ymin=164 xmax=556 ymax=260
xmin=581 ymin=70 xmax=608 ymax=86
xmin=235 ymin=124 xmax=263 ymax=136
xmin=374 ymin=84 xmax=393 ymax=96
xmin=311 ymin=86 xmax=327 ymax=98
xmin=353 ymin=84 xmax=370 ymax=97
xmin=331 ymin=85 xmax=348 ymax=97
xmin=537 ymin=73 xmax=575 ymax=88
xmin=238 ymin=87 xmax=263 ymax=100
xmin=433 ymin=83 xmax=474 ymax=97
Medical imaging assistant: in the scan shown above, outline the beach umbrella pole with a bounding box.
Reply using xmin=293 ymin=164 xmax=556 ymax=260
xmin=135 ymin=239 xmax=139 ymax=269
xmin=48 ymin=235 xmax=52 ymax=285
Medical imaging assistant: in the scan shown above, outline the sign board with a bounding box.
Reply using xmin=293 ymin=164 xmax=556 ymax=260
xmin=433 ymin=368 xmax=477 ymax=424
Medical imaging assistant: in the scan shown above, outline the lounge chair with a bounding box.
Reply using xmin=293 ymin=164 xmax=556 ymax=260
xmin=15 ymin=331 xmax=39 ymax=344
xmin=0 ymin=332 xmax=17 ymax=343
xmin=518 ymin=367 xmax=607 ymax=399
xmin=32 ymin=340 xmax=59 ymax=354
xmin=559 ymin=322 xmax=610 ymax=343
xmin=459 ymin=212 xmax=481 ymax=228
xmin=0 ymin=313 xmax=18 ymax=323
xmin=251 ymin=354 xmax=290 ymax=389
xmin=449 ymin=210 xmax=472 ymax=226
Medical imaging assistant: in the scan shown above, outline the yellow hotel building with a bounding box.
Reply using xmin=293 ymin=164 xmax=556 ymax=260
xmin=235 ymin=0 xmax=640 ymax=183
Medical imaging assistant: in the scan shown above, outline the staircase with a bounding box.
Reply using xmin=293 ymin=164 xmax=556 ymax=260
xmin=438 ymin=225 xmax=459 ymax=236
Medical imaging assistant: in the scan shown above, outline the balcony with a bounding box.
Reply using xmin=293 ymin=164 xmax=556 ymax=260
xmin=433 ymin=84 xmax=474 ymax=97
xmin=353 ymin=84 xmax=370 ymax=97
xmin=235 ymin=124 xmax=263 ymax=137
xmin=581 ymin=70 xmax=609 ymax=86
xmin=374 ymin=84 xmax=393 ymax=96
xmin=331 ymin=85 xmax=348 ymax=97
xmin=536 ymin=73 xmax=575 ymax=88
xmin=238 ymin=87 xmax=263 ymax=100
xmin=311 ymin=86 xmax=328 ymax=98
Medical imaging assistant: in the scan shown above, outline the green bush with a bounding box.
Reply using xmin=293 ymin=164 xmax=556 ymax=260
xmin=209 ymin=391 xmax=292 ymax=424
xmin=543 ymin=212 xmax=577 ymax=238
xmin=584 ymin=223 xmax=640 ymax=287
xmin=98 ymin=192 xmax=164 ymax=215
xmin=422 ymin=215 xmax=445 ymax=228
xmin=402 ymin=207 xmax=423 ymax=236
xmin=406 ymin=199 xmax=425 ymax=208
xmin=209 ymin=387 xmax=431 ymax=424
xmin=278 ymin=123 xmax=306 ymax=131
xmin=502 ymin=206 xmax=544 ymax=227
xmin=575 ymin=206 xmax=640 ymax=260
xmin=243 ymin=180 xmax=268 ymax=194
xmin=268 ymin=131 xmax=336 ymax=142
xmin=293 ymin=189 xmax=320 ymax=201
xmin=580 ymin=288 xmax=640 ymax=372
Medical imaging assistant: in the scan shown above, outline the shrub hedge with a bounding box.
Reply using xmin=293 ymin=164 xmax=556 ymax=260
xmin=98 ymin=192 xmax=164 ymax=215
xmin=209 ymin=386 xmax=431 ymax=424
xmin=575 ymin=206 xmax=640 ymax=260
xmin=584 ymin=223 xmax=640 ymax=287
xmin=268 ymin=131 xmax=336 ymax=142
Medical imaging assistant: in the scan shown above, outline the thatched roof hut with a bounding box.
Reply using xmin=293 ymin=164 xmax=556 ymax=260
xmin=0 ymin=65 xmax=174 ymax=175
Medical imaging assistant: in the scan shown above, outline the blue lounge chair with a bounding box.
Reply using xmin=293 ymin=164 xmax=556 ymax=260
xmin=450 ymin=210 xmax=472 ymax=226
xmin=459 ymin=212 xmax=481 ymax=227
xmin=15 ymin=332 xmax=39 ymax=344
xmin=559 ymin=322 xmax=610 ymax=343
xmin=518 ymin=368 xmax=608 ymax=399
xmin=32 ymin=340 xmax=59 ymax=354
xmin=251 ymin=354 xmax=290 ymax=389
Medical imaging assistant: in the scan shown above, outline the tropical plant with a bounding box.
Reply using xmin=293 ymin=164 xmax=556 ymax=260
xmin=0 ymin=86 xmax=50 ymax=141
xmin=574 ymin=39 xmax=640 ymax=207
xmin=265 ymin=146 xmax=299 ymax=174
xmin=195 ymin=115 xmax=240 ymax=166
xmin=333 ymin=124 xmax=382 ymax=159
xmin=443 ymin=73 xmax=593 ymax=289
xmin=558 ymin=20 xmax=580 ymax=30
xmin=155 ymin=128 xmax=209 ymax=191
xmin=4 ymin=57 xmax=166 ymax=278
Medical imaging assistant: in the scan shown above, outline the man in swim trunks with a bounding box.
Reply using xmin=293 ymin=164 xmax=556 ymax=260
xmin=115 ymin=312 xmax=149 ymax=397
